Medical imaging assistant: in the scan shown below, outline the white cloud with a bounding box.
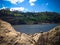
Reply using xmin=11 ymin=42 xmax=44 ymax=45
xmin=29 ymin=0 xmax=37 ymax=3
xmin=2 ymin=7 xmax=6 ymax=9
xmin=29 ymin=0 xmax=37 ymax=6
xmin=30 ymin=3 xmax=35 ymax=6
xmin=10 ymin=7 xmax=25 ymax=11
xmin=5 ymin=0 xmax=24 ymax=4
xmin=0 ymin=6 xmax=7 ymax=10
xmin=35 ymin=11 xmax=39 ymax=12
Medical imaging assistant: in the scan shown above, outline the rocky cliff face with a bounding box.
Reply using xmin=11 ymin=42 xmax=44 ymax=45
xmin=0 ymin=20 xmax=60 ymax=45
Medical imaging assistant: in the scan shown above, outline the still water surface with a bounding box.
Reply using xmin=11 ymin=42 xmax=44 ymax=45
xmin=13 ymin=24 xmax=60 ymax=34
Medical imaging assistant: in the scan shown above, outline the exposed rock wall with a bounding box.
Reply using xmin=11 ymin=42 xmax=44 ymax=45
xmin=0 ymin=20 xmax=60 ymax=45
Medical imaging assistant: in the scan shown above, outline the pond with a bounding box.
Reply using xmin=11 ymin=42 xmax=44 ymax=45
xmin=13 ymin=24 xmax=60 ymax=34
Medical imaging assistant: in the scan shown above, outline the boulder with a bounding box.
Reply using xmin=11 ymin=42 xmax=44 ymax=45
xmin=0 ymin=20 xmax=60 ymax=45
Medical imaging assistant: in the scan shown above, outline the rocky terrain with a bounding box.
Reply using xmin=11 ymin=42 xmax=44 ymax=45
xmin=0 ymin=20 xmax=60 ymax=45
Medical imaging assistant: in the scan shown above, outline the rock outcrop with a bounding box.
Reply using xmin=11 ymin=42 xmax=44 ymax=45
xmin=0 ymin=20 xmax=60 ymax=45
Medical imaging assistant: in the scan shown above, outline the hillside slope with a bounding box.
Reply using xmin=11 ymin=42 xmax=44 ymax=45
xmin=0 ymin=9 xmax=60 ymax=25
xmin=0 ymin=20 xmax=60 ymax=45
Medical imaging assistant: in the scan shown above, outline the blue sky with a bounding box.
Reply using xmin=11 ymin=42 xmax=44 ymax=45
xmin=0 ymin=0 xmax=60 ymax=13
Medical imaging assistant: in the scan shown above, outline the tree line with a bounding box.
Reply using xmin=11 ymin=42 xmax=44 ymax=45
xmin=0 ymin=8 xmax=60 ymax=25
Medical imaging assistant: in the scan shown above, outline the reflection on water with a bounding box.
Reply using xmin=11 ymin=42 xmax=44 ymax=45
xmin=13 ymin=24 xmax=60 ymax=34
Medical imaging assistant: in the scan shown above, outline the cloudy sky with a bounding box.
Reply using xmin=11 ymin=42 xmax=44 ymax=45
xmin=0 ymin=0 xmax=60 ymax=13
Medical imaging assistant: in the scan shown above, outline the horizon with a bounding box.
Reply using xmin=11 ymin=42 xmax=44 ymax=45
xmin=0 ymin=8 xmax=60 ymax=14
xmin=0 ymin=0 xmax=60 ymax=13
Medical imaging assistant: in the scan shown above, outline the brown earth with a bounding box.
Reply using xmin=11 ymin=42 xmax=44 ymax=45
xmin=0 ymin=20 xmax=60 ymax=45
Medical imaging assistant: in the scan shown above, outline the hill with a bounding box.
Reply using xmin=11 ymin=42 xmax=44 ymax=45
xmin=0 ymin=20 xmax=60 ymax=45
xmin=0 ymin=9 xmax=60 ymax=25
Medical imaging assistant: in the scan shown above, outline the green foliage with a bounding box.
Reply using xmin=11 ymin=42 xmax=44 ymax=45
xmin=0 ymin=9 xmax=60 ymax=25
xmin=14 ymin=13 xmax=23 ymax=16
